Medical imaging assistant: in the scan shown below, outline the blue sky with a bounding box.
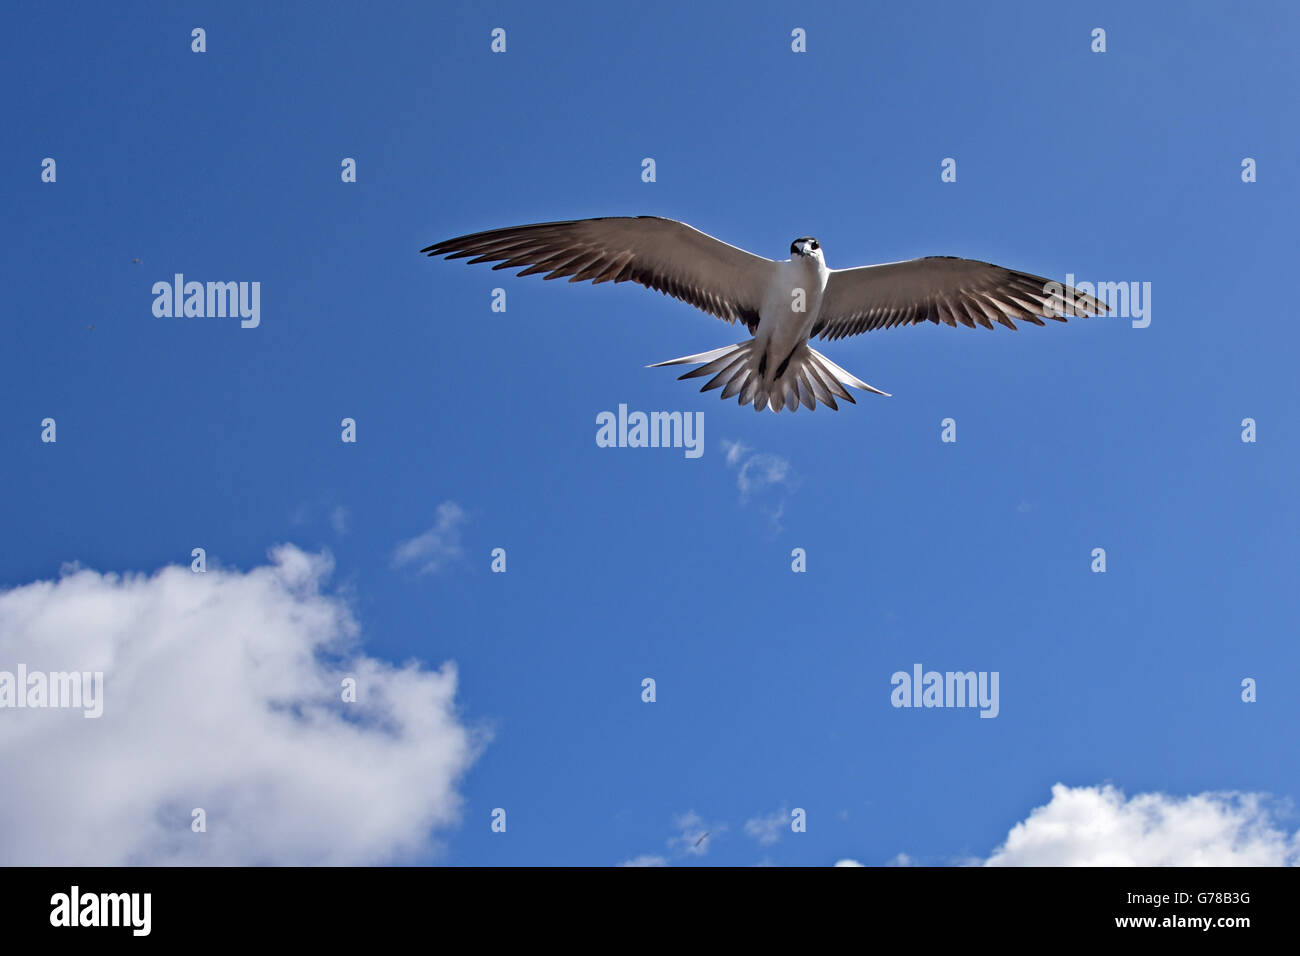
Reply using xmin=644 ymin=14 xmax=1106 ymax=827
xmin=2 ymin=1 xmax=1298 ymax=866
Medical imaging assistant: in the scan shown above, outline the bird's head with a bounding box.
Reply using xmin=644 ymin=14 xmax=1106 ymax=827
xmin=790 ymin=236 xmax=822 ymax=261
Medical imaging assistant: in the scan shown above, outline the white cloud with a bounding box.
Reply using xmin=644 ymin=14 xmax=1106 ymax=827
xmin=622 ymin=810 xmax=728 ymax=864
xmin=744 ymin=808 xmax=788 ymax=846
xmin=669 ymin=810 xmax=723 ymax=857
xmin=290 ymin=496 xmax=349 ymax=534
xmin=329 ymin=505 xmax=350 ymax=535
xmin=719 ymin=440 xmax=797 ymax=532
xmin=0 ymin=545 xmax=482 ymax=865
xmin=392 ymin=501 xmax=467 ymax=574
xmin=721 ymin=439 xmax=749 ymax=468
xmin=720 ymin=440 xmax=795 ymax=502
xmin=736 ymin=454 xmax=794 ymax=502
xmin=985 ymin=784 xmax=1300 ymax=867
xmin=834 ymin=784 xmax=1300 ymax=867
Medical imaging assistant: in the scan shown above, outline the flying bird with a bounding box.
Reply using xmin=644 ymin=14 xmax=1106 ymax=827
xmin=422 ymin=217 xmax=1107 ymax=413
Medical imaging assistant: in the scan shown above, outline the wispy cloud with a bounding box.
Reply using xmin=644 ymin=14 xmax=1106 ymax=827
xmin=393 ymin=501 xmax=467 ymax=574
xmin=621 ymin=810 xmax=730 ymax=865
xmin=668 ymin=810 xmax=725 ymax=857
xmin=722 ymin=439 xmax=750 ymax=468
xmin=329 ymin=505 xmax=350 ymax=535
xmin=743 ymin=808 xmax=789 ymax=847
xmin=722 ymin=441 xmax=795 ymax=502
xmin=720 ymin=440 xmax=798 ymax=532
xmin=291 ymin=498 xmax=351 ymax=536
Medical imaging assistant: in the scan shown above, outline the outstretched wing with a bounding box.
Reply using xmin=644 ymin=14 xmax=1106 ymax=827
xmin=814 ymin=256 xmax=1109 ymax=341
xmin=423 ymin=216 xmax=774 ymax=331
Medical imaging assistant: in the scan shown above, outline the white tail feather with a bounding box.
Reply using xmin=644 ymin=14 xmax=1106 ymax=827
xmin=650 ymin=339 xmax=890 ymax=412
xmin=808 ymin=347 xmax=891 ymax=397
xmin=645 ymin=344 xmax=743 ymax=368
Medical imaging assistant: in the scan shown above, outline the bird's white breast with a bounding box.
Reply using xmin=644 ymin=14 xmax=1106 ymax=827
xmin=757 ymin=256 xmax=829 ymax=355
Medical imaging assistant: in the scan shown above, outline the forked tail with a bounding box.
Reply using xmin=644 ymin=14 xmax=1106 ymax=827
xmin=648 ymin=339 xmax=890 ymax=413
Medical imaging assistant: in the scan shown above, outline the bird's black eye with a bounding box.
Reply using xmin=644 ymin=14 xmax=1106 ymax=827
xmin=811 ymin=241 xmax=819 ymax=250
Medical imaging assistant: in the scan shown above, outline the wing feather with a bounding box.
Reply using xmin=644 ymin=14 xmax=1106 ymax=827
xmin=424 ymin=217 xmax=773 ymax=331
xmin=814 ymin=256 xmax=1108 ymax=340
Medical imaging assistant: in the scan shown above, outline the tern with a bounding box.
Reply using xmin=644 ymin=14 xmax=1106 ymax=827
xmin=423 ymin=217 xmax=1107 ymax=413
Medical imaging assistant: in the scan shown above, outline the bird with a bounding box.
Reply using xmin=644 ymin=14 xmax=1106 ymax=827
xmin=422 ymin=216 xmax=1108 ymax=413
